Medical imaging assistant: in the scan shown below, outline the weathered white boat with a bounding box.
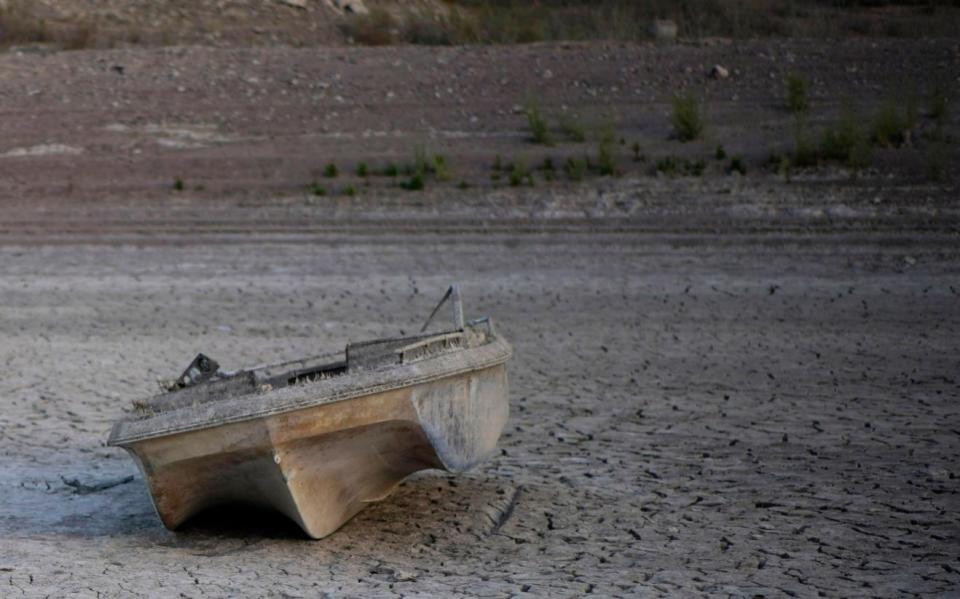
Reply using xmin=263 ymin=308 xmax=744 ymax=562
xmin=108 ymin=286 xmax=511 ymax=539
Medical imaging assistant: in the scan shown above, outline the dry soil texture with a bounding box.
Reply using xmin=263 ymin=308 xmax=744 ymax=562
xmin=0 ymin=39 xmax=958 ymax=598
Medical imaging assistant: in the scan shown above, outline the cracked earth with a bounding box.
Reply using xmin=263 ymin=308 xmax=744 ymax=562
xmin=0 ymin=206 xmax=957 ymax=596
xmin=0 ymin=37 xmax=957 ymax=598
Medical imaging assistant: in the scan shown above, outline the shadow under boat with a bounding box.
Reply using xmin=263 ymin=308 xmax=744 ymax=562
xmin=107 ymin=285 xmax=512 ymax=540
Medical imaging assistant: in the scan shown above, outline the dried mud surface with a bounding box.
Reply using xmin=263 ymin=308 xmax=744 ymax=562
xmin=0 ymin=39 xmax=958 ymax=598
xmin=1 ymin=220 xmax=958 ymax=597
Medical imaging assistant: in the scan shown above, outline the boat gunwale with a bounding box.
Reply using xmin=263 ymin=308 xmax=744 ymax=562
xmin=107 ymin=335 xmax=512 ymax=447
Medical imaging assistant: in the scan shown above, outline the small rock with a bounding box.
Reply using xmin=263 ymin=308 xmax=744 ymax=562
xmin=281 ymin=0 xmax=307 ymax=8
xmin=709 ymin=64 xmax=730 ymax=79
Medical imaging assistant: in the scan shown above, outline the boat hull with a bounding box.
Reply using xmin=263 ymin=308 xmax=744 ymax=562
xmin=122 ymin=363 xmax=509 ymax=539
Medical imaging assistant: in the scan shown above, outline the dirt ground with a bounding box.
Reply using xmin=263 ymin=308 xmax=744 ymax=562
xmin=0 ymin=37 xmax=958 ymax=597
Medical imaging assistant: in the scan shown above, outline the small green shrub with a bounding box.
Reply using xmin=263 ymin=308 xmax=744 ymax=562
xmin=400 ymin=173 xmax=425 ymax=191
xmin=820 ymin=111 xmax=871 ymax=169
xmin=559 ymin=116 xmax=586 ymax=142
xmin=509 ymin=159 xmax=533 ymax=187
xmin=310 ymin=183 xmax=326 ymax=196
xmin=655 ymin=156 xmax=679 ymax=176
xmin=432 ymin=153 xmax=450 ymax=181
xmin=655 ymin=156 xmax=704 ymax=177
xmin=343 ymin=185 xmax=356 ymax=197
xmin=632 ymin=142 xmax=643 ymax=162
xmin=671 ymin=92 xmax=704 ymax=142
xmin=173 ymin=178 xmax=185 ymax=191
xmin=871 ymin=101 xmax=912 ymax=148
xmin=715 ymin=144 xmax=727 ymax=160
xmin=597 ymin=140 xmax=617 ymax=176
xmin=526 ymin=101 xmax=552 ymax=145
xmin=380 ymin=163 xmax=399 ymax=177
xmin=457 ymin=180 xmax=470 ymax=190
xmin=564 ymin=157 xmax=587 ymax=181
xmin=786 ymin=73 xmax=809 ymax=114
xmin=542 ymin=157 xmax=555 ymax=172
xmin=324 ymin=163 xmax=338 ymax=178
xmin=792 ymin=122 xmax=819 ymax=168
xmin=492 ymin=155 xmax=503 ymax=171
xmin=356 ymin=163 xmax=369 ymax=177
xmin=728 ymin=156 xmax=746 ymax=175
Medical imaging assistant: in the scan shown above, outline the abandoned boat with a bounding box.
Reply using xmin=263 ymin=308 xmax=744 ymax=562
xmin=108 ymin=285 xmax=511 ymax=539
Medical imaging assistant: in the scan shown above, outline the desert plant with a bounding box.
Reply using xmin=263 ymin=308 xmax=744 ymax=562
xmin=820 ymin=110 xmax=871 ymax=169
xmin=671 ymin=92 xmax=704 ymax=142
xmin=728 ymin=156 xmax=747 ymax=175
xmin=559 ymin=115 xmax=586 ymax=142
xmin=655 ymin=156 xmax=704 ymax=177
xmin=715 ymin=144 xmax=727 ymax=160
xmin=356 ymin=163 xmax=369 ymax=177
xmin=324 ymin=162 xmax=338 ymax=178
xmin=564 ymin=157 xmax=587 ymax=182
xmin=400 ymin=173 xmax=425 ymax=191
xmin=173 ymin=178 xmax=185 ymax=191
xmin=786 ymin=73 xmax=809 ymax=114
xmin=432 ymin=153 xmax=450 ymax=181
xmin=655 ymin=156 xmax=679 ymax=176
xmin=597 ymin=140 xmax=617 ymax=176
xmin=526 ymin=101 xmax=552 ymax=145
xmin=871 ymin=101 xmax=913 ymax=148
xmin=792 ymin=120 xmax=819 ymax=168
xmin=343 ymin=185 xmax=356 ymax=197
xmin=509 ymin=158 xmax=533 ymax=187
xmin=310 ymin=183 xmax=326 ymax=196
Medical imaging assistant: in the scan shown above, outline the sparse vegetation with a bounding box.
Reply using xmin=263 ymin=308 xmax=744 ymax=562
xmin=655 ymin=156 xmax=705 ymax=177
xmin=400 ymin=172 xmax=425 ymax=191
xmin=871 ymin=101 xmax=914 ymax=148
xmin=671 ymin=92 xmax=705 ymax=142
xmin=310 ymin=183 xmax=326 ymax=196
xmin=324 ymin=162 xmax=338 ymax=178
xmin=597 ymin=139 xmax=617 ymax=176
xmin=632 ymin=142 xmax=644 ymax=162
xmin=343 ymin=184 xmax=356 ymax=197
xmin=564 ymin=157 xmax=588 ymax=182
xmin=786 ymin=73 xmax=809 ymax=114
xmin=525 ymin=100 xmax=552 ymax=145
xmin=715 ymin=145 xmax=727 ymax=160
xmin=728 ymin=156 xmax=747 ymax=175
xmin=356 ymin=163 xmax=369 ymax=177
xmin=820 ymin=110 xmax=871 ymax=168
xmin=431 ymin=153 xmax=450 ymax=181
xmin=788 ymin=103 xmax=874 ymax=171
xmin=509 ymin=158 xmax=533 ymax=187
xmin=559 ymin=116 xmax=587 ymax=143
xmin=173 ymin=178 xmax=185 ymax=191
